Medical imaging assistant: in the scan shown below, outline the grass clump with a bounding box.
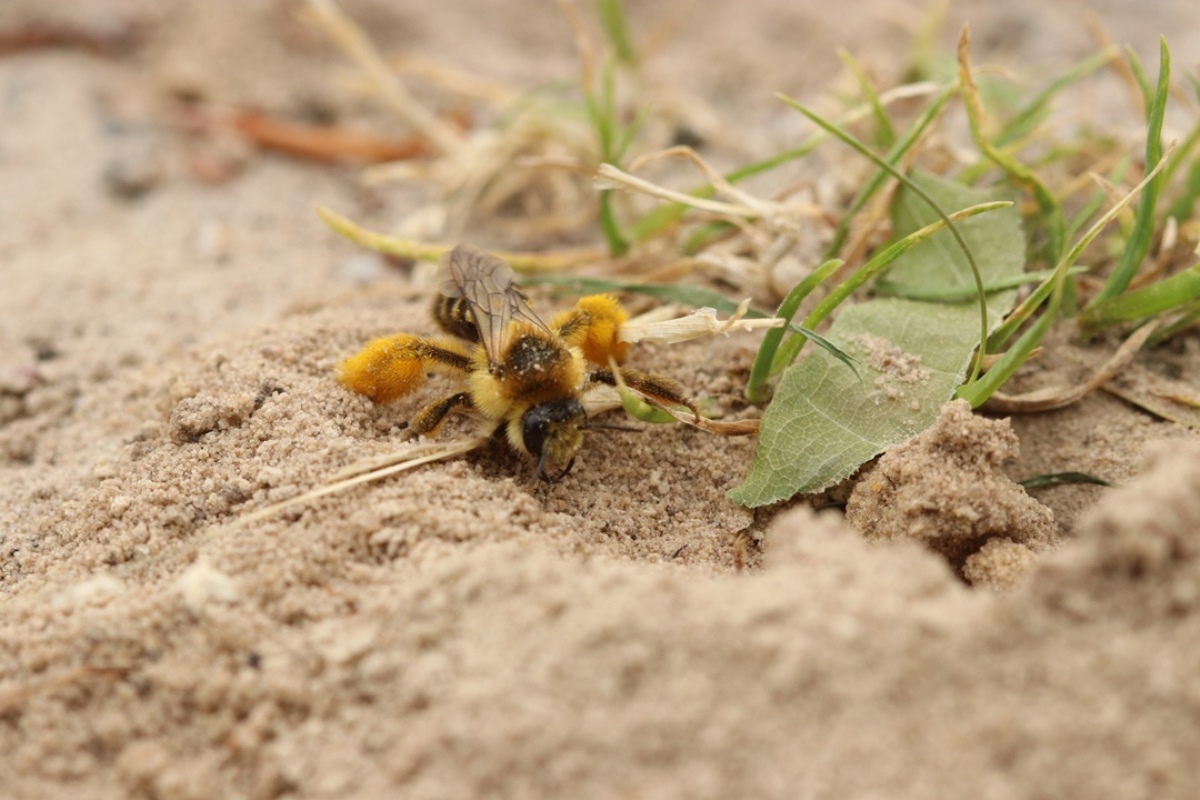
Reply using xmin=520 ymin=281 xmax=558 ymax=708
xmin=305 ymin=0 xmax=1200 ymax=508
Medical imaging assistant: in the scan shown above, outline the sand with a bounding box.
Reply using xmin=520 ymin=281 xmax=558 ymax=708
xmin=3 ymin=1 xmax=1200 ymax=798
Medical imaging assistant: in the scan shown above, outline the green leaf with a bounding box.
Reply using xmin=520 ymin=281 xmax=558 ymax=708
xmin=727 ymin=299 xmax=985 ymax=506
xmin=771 ymin=200 xmax=1012 ymax=376
xmin=728 ymin=173 xmax=1024 ymax=506
xmin=777 ymin=96 xmax=997 ymax=384
xmin=886 ymin=171 xmax=1024 ymax=302
xmin=746 ymin=259 xmax=845 ymax=404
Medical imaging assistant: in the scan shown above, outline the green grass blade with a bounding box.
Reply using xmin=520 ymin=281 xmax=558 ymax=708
xmin=1087 ymin=37 xmax=1170 ymax=305
xmin=745 ymin=259 xmax=842 ymax=404
xmin=875 ymin=267 xmax=1086 ymax=301
xmin=823 ymin=82 xmax=957 ymax=261
xmin=838 ymin=48 xmax=895 ymax=147
xmin=1019 ymin=471 xmax=1117 ymax=490
xmin=905 ymin=0 xmax=950 ymax=82
xmin=985 ymin=272 xmax=1056 ymax=352
xmin=597 ymin=192 xmax=629 ymax=256
xmin=595 ymin=0 xmax=638 ymax=68
xmin=681 ymin=221 xmax=735 ymax=254
xmin=989 ymin=142 xmax=1173 ymax=349
xmin=1164 ymin=156 xmax=1200 ymax=224
xmin=770 ymin=199 xmax=1012 ymax=374
xmin=994 ymin=48 xmax=1115 ymax=148
xmin=777 ymin=92 xmax=994 ymax=383
xmin=957 ymin=308 xmax=1054 ymax=407
xmin=1126 ymin=46 xmax=1152 ymax=111
xmin=957 ymin=27 xmax=1066 ymax=266
xmin=1151 ymin=299 xmax=1200 ymax=344
xmin=1065 ymin=155 xmax=1130 ymax=242
xmin=1158 ymin=116 xmax=1200 ymax=190
xmin=1079 ymin=262 xmax=1200 ymax=329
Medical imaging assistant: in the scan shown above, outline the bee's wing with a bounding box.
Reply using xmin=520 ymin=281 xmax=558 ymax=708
xmin=439 ymin=245 xmax=551 ymax=365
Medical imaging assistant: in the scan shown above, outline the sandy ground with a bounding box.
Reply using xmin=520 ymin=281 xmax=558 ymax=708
xmin=3 ymin=1 xmax=1200 ymax=798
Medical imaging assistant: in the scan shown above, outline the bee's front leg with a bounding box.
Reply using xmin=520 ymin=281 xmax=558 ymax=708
xmin=407 ymin=392 xmax=476 ymax=437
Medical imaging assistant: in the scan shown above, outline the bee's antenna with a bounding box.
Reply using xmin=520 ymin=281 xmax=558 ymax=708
xmin=582 ymin=422 xmax=641 ymax=433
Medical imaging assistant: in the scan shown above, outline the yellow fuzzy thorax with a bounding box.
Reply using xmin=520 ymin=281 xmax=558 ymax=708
xmin=467 ymin=327 xmax=585 ymax=422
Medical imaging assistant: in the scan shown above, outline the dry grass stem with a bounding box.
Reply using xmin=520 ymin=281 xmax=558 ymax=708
xmin=387 ymin=54 xmax=519 ymax=106
xmin=654 ymin=402 xmax=761 ymax=436
xmin=595 ymin=164 xmax=816 ymax=235
xmin=983 ymin=321 xmax=1159 ymax=412
xmin=305 ymin=0 xmax=464 ymax=155
xmin=237 ymin=436 xmax=493 ymax=526
xmin=317 ymin=207 xmax=606 ymax=272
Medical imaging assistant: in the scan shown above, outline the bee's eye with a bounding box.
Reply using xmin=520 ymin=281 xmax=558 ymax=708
xmin=520 ymin=398 xmax=586 ymax=463
xmin=522 ymin=413 xmax=550 ymax=458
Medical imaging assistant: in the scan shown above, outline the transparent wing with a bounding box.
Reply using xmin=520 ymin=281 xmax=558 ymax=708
xmin=439 ymin=245 xmax=551 ymax=365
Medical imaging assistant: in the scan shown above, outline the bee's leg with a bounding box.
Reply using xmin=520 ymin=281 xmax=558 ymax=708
xmin=550 ymin=295 xmax=630 ymax=365
xmin=590 ymin=367 xmax=700 ymax=422
xmin=543 ymin=456 xmax=577 ymax=482
xmin=338 ymin=334 xmax=472 ymax=404
xmin=408 ymin=391 xmax=475 ymax=437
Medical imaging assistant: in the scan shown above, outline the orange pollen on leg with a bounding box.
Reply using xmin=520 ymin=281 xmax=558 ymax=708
xmin=573 ymin=295 xmax=630 ymax=364
xmin=336 ymin=334 xmax=426 ymax=404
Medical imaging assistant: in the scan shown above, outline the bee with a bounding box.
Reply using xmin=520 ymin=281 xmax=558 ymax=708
xmin=337 ymin=245 xmax=698 ymax=480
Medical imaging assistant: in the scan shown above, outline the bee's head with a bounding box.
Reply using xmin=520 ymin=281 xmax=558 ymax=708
xmin=515 ymin=397 xmax=587 ymax=482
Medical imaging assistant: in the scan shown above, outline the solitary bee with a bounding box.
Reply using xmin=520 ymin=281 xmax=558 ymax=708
xmin=337 ymin=245 xmax=698 ymax=480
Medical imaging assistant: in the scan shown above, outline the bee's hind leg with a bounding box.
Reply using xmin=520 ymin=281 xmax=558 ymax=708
xmin=407 ymin=391 xmax=475 ymax=437
xmin=338 ymin=335 xmax=472 ymax=405
xmin=590 ymin=367 xmax=700 ymax=422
